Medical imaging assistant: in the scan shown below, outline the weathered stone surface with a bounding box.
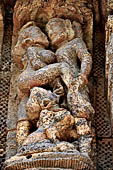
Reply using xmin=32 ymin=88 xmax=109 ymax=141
xmin=75 ymin=118 xmax=91 ymax=136
xmin=105 ymin=15 xmax=113 ymax=95
xmin=105 ymin=15 xmax=113 ymax=134
xmin=105 ymin=15 xmax=113 ymax=49
xmin=22 ymin=127 xmax=47 ymax=146
xmin=5 ymin=152 xmax=95 ymax=170
xmin=0 ymin=2 xmax=4 ymax=66
xmin=46 ymin=18 xmax=75 ymax=49
xmin=12 ymin=22 xmax=49 ymax=68
xmin=16 ymin=120 xmax=31 ymax=147
xmin=19 ymin=86 xmax=78 ymax=148
xmin=2 ymin=0 xmax=113 ymax=169
xmin=13 ymin=0 xmax=93 ymax=51
xmin=6 ymin=130 xmax=17 ymax=160
xmin=5 ymin=2 xmax=95 ymax=169
xmin=107 ymin=0 xmax=113 ymax=15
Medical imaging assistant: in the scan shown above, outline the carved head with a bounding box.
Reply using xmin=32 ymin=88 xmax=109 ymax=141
xmin=46 ymin=18 xmax=75 ymax=49
xmin=12 ymin=21 xmax=49 ymax=68
xmin=26 ymin=87 xmax=59 ymax=122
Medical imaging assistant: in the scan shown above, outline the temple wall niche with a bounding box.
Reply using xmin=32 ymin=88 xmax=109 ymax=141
xmin=0 ymin=0 xmax=113 ymax=169
xmin=0 ymin=0 xmax=112 ymax=170
xmin=5 ymin=0 xmax=95 ymax=170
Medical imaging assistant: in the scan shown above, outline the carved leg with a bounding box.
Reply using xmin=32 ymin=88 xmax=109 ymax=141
xmin=16 ymin=120 xmax=31 ymax=148
xmin=75 ymin=118 xmax=92 ymax=156
xmin=16 ymin=97 xmax=31 ymax=148
xmin=78 ymin=135 xmax=92 ymax=157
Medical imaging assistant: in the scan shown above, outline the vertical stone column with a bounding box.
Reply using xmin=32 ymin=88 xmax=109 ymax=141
xmin=105 ymin=14 xmax=113 ymax=134
xmin=0 ymin=2 xmax=4 ymax=67
xmin=105 ymin=15 xmax=113 ymax=81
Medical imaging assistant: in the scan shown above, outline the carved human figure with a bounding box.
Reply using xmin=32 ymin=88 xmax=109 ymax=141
xmin=13 ymin=22 xmax=56 ymax=147
xmin=24 ymin=87 xmax=78 ymax=144
xmin=46 ymin=18 xmax=92 ymax=80
xmin=13 ymin=19 xmax=94 ymax=157
xmin=46 ymin=18 xmax=94 ymax=155
xmin=12 ymin=21 xmax=56 ymax=70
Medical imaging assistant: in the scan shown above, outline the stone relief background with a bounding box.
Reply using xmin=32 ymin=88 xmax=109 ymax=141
xmin=0 ymin=0 xmax=113 ymax=170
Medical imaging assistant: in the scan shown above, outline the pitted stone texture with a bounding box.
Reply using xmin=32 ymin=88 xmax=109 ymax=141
xmin=13 ymin=0 xmax=93 ymax=51
xmin=14 ymin=22 xmax=94 ymax=158
xmin=25 ymin=87 xmax=77 ymax=144
xmin=75 ymin=118 xmax=91 ymax=136
xmin=105 ymin=16 xmax=113 ymax=91
xmin=78 ymin=135 xmax=92 ymax=155
xmin=106 ymin=32 xmax=113 ymax=134
xmin=105 ymin=16 xmax=113 ymax=135
xmin=105 ymin=15 xmax=113 ymax=49
xmin=16 ymin=120 xmax=31 ymax=147
xmin=106 ymin=33 xmax=113 ymax=93
xmin=106 ymin=33 xmax=113 ymax=89
xmin=17 ymin=60 xmax=94 ymax=122
xmin=26 ymin=87 xmax=59 ymax=122
xmin=19 ymin=140 xmax=77 ymax=155
xmin=6 ymin=12 xmax=94 ymax=169
xmin=41 ymin=109 xmax=77 ymax=142
xmin=107 ymin=0 xmax=113 ymax=15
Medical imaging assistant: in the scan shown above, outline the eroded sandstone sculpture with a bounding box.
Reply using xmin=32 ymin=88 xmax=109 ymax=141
xmin=12 ymin=0 xmax=93 ymax=52
xmin=5 ymin=2 xmax=95 ymax=170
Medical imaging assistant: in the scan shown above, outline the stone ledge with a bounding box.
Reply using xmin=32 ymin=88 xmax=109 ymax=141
xmin=5 ymin=152 xmax=95 ymax=170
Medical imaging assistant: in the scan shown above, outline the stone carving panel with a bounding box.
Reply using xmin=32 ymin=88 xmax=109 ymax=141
xmin=5 ymin=1 xmax=95 ymax=170
xmin=12 ymin=0 xmax=93 ymax=52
